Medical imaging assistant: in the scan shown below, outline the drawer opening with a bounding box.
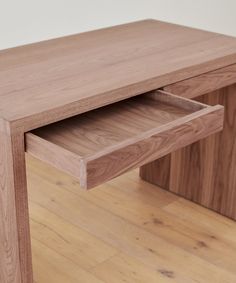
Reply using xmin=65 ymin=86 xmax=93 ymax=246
xmin=26 ymin=90 xmax=224 ymax=189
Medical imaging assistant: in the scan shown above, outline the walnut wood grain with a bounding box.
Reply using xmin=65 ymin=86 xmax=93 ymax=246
xmin=1 ymin=20 xmax=236 ymax=131
xmin=84 ymin=106 xmax=223 ymax=189
xmin=141 ymin=84 xmax=236 ymax=220
xmin=164 ymin=63 xmax=236 ymax=99
xmin=170 ymin=86 xmax=236 ymax=219
xmin=1 ymin=19 xmax=236 ymax=283
xmin=140 ymin=64 xmax=236 ymax=196
xmin=0 ymin=120 xmax=33 ymax=283
xmin=26 ymin=91 xmax=224 ymax=189
xmin=139 ymin=155 xmax=171 ymax=190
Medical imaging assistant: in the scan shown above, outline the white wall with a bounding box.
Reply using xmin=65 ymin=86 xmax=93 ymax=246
xmin=1 ymin=0 xmax=236 ymax=50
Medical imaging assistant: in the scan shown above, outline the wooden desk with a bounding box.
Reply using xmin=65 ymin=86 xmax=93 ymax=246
xmin=0 ymin=19 xmax=236 ymax=283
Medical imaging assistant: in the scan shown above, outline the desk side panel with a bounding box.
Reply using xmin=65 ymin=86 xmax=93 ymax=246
xmin=140 ymin=84 xmax=236 ymax=220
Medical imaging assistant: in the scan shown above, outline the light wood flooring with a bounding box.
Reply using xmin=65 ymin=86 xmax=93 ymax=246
xmin=26 ymin=155 xmax=236 ymax=283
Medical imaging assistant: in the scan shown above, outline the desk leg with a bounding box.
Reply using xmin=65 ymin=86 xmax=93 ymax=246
xmin=0 ymin=120 xmax=33 ymax=283
xmin=140 ymin=84 xmax=236 ymax=220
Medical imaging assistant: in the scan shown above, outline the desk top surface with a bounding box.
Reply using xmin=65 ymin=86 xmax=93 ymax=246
xmin=1 ymin=19 xmax=236 ymax=130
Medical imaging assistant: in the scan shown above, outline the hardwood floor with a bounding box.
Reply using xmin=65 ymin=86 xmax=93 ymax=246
xmin=26 ymin=155 xmax=236 ymax=283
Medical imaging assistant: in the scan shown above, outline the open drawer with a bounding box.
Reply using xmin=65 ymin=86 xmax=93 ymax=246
xmin=26 ymin=90 xmax=224 ymax=189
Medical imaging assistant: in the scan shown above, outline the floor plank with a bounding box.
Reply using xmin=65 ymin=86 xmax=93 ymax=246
xmin=27 ymin=155 xmax=236 ymax=283
xmin=92 ymin=253 xmax=174 ymax=283
xmin=30 ymin=202 xmax=118 ymax=270
xmin=32 ymin=238 xmax=104 ymax=283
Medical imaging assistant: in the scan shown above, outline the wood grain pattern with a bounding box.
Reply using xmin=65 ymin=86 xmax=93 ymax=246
xmin=169 ymin=85 xmax=236 ymax=219
xmin=164 ymin=63 xmax=236 ymax=99
xmin=139 ymin=155 xmax=171 ymax=190
xmin=0 ymin=20 xmax=236 ymax=131
xmin=26 ymin=91 xmax=224 ymax=189
xmin=141 ymin=84 xmax=236 ymax=220
xmin=84 ymin=105 xmax=223 ymax=189
xmin=0 ymin=120 xmax=33 ymax=283
xmin=0 ymin=19 xmax=235 ymax=283
xmin=27 ymin=155 xmax=236 ymax=283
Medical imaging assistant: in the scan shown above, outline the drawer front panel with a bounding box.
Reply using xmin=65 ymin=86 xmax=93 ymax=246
xmin=163 ymin=64 xmax=236 ymax=99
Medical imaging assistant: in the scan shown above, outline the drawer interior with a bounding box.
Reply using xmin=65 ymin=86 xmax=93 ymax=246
xmin=26 ymin=90 xmax=223 ymax=189
xmin=30 ymin=94 xmax=194 ymax=157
